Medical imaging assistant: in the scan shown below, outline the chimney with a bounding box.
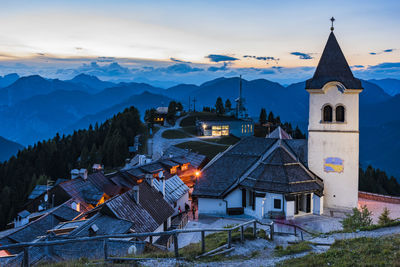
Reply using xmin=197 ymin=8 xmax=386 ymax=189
xmin=132 ymin=186 xmax=139 ymax=204
xmin=79 ymin=169 xmax=88 ymax=179
xmin=162 ymin=177 xmax=166 ymax=199
xmin=71 ymin=169 xmax=79 ymax=179
xmin=145 ymin=174 xmax=154 ymax=187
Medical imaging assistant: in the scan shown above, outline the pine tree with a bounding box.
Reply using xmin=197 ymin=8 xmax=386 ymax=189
xmin=378 ymin=207 xmax=392 ymax=225
xmin=215 ymin=97 xmax=225 ymax=115
xmin=225 ymin=99 xmax=232 ymax=111
xmin=259 ymin=108 xmax=267 ymax=125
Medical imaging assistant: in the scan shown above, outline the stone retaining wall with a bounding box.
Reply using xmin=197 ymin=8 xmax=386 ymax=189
xmin=359 ymin=191 xmax=400 ymax=204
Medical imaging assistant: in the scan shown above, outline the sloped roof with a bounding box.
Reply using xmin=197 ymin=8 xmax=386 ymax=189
xmin=267 ymin=126 xmax=292 ymax=140
xmin=153 ymin=175 xmax=189 ymax=204
xmin=192 ymin=137 xmax=276 ymax=197
xmin=28 ymin=185 xmax=48 ymax=200
xmin=305 ymin=32 xmax=363 ymax=90
xmin=193 ymin=136 xmax=321 ymax=198
xmin=102 ymin=182 xmax=174 ymax=234
xmin=59 ymin=178 xmax=104 ymax=205
xmin=52 ymin=213 xmax=133 ymax=237
xmin=86 ymin=172 xmax=120 ymax=197
xmin=163 ymin=146 xmax=207 ymax=168
xmin=240 ymin=144 xmax=323 ymax=194
xmin=0 ymin=202 xmax=79 ymax=245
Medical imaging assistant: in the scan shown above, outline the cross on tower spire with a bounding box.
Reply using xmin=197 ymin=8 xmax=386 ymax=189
xmin=330 ymin=17 xmax=335 ymax=31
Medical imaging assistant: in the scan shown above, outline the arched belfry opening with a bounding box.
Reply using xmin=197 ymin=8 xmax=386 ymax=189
xmin=322 ymin=105 xmax=333 ymax=122
xmin=336 ymin=105 xmax=345 ymax=122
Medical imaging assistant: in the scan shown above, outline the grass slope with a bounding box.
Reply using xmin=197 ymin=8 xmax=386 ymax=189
xmin=279 ymin=235 xmax=400 ymax=266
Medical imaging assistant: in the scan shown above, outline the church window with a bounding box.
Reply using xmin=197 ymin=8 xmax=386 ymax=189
xmin=336 ymin=105 xmax=345 ymax=122
xmin=322 ymin=105 xmax=333 ymax=122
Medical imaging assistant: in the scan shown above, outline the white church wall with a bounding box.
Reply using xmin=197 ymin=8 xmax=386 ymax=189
xmin=308 ymin=131 xmax=359 ymax=209
xmin=224 ymin=188 xmax=242 ymax=208
xmin=198 ymin=198 xmax=226 ymax=214
xmin=286 ymin=200 xmax=295 ymax=219
xmin=244 ymin=197 xmax=264 ymax=219
xmin=308 ymin=83 xmax=360 ymax=210
xmin=313 ymin=194 xmax=324 ymax=215
xmin=264 ymin=193 xmax=284 ymax=214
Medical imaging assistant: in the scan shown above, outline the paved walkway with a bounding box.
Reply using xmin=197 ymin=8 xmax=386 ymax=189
xmin=149 ymin=115 xmax=229 ymax=160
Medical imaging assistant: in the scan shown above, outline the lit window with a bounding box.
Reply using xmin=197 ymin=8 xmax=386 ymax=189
xmin=170 ymin=167 xmax=177 ymax=174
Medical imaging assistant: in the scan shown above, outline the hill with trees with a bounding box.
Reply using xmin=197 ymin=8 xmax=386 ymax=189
xmin=0 ymin=106 xmax=145 ymax=229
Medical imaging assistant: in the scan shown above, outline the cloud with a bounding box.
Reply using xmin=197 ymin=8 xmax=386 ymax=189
xmin=370 ymin=49 xmax=395 ymax=55
xmin=208 ymin=62 xmax=230 ymax=72
xmin=170 ymin=57 xmax=192 ymax=63
xmin=243 ymin=55 xmax=280 ymax=63
xmin=162 ymin=63 xmax=203 ymax=74
xmin=97 ymin=57 xmax=116 ymax=62
xmin=352 ymin=65 xmax=365 ymax=68
xmin=290 ymin=52 xmax=313 ymax=60
xmin=206 ymin=54 xmax=239 ymax=62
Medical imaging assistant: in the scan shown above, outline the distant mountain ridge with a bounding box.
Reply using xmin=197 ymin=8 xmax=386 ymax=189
xmin=0 ymin=136 xmax=23 ymax=162
xmin=0 ymin=73 xmax=19 ymax=88
xmin=0 ymin=73 xmax=399 ymax=179
xmin=368 ymin=78 xmax=400 ymax=96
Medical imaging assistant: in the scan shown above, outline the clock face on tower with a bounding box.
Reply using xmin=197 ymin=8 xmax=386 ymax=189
xmin=324 ymin=157 xmax=344 ymax=173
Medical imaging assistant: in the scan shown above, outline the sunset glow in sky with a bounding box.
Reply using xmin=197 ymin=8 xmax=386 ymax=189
xmin=0 ymin=0 xmax=399 ymax=84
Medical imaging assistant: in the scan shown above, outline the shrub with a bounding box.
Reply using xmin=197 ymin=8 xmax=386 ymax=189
xmin=275 ymin=242 xmax=312 ymax=257
xmin=341 ymin=205 xmax=373 ymax=231
xmin=378 ymin=207 xmax=393 ymax=226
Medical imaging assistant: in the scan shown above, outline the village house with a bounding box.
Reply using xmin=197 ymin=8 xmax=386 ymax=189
xmin=0 ymin=202 xmax=80 ymax=260
xmin=152 ymin=174 xmax=190 ymax=216
xmin=197 ymin=117 xmax=254 ymax=137
xmin=153 ymin=106 xmax=168 ymax=125
xmin=25 ymin=172 xmax=120 ymax=214
xmin=193 ymin=27 xmax=363 ymax=218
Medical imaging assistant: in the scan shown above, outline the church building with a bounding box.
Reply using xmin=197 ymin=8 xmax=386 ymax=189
xmin=192 ymin=20 xmax=362 ymax=219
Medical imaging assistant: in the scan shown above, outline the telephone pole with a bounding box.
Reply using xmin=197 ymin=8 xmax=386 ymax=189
xmin=192 ymin=97 xmax=197 ymax=112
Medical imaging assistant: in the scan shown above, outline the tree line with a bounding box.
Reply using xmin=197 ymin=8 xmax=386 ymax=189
xmin=0 ymin=107 xmax=145 ymax=229
xmin=359 ymin=165 xmax=400 ymax=196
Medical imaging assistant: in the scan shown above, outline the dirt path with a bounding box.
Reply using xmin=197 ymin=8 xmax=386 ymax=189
xmin=138 ymin=225 xmax=400 ymax=267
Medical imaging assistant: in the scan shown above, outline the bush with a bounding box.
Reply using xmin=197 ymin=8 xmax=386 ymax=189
xmin=275 ymin=242 xmax=312 ymax=257
xmin=378 ymin=207 xmax=393 ymax=226
xmin=341 ymin=205 xmax=373 ymax=231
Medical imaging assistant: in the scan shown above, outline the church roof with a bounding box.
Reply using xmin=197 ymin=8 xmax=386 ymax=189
xmin=192 ymin=136 xmax=319 ymax=198
xmin=267 ymin=126 xmax=292 ymax=139
xmin=305 ymin=32 xmax=363 ymax=90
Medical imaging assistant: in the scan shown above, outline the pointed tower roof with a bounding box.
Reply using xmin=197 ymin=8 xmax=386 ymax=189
xmin=267 ymin=126 xmax=292 ymax=140
xmin=305 ymin=32 xmax=363 ymax=90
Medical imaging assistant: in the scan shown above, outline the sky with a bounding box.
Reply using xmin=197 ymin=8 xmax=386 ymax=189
xmin=0 ymin=0 xmax=399 ymax=86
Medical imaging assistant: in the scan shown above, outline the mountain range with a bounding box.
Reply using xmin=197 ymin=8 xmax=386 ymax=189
xmin=0 ymin=136 xmax=23 ymax=162
xmin=0 ymin=73 xmax=399 ymax=179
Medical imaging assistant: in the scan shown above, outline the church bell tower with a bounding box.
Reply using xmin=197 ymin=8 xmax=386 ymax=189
xmin=306 ymin=18 xmax=363 ymax=210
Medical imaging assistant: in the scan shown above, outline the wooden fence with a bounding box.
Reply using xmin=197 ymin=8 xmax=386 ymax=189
xmin=0 ymin=219 xmax=274 ymax=267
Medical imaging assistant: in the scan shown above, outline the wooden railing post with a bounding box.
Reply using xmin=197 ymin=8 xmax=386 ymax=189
xmin=173 ymin=233 xmax=179 ymax=258
xmin=294 ymin=225 xmax=297 ymax=236
xmin=103 ymin=238 xmax=108 ymax=261
xmin=201 ymin=231 xmax=205 ymax=254
xmin=23 ymin=247 xmax=30 ymax=267
xmin=270 ymin=222 xmax=274 ymax=241
xmin=227 ymin=230 xmax=232 ymax=248
xmin=149 ymin=236 xmax=153 ymax=244
xmin=240 ymin=226 xmax=244 ymax=242
xmin=253 ymin=221 xmax=257 ymax=238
